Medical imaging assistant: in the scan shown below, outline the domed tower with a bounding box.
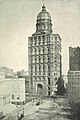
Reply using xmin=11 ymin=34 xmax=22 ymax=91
xmin=28 ymin=5 xmax=62 ymax=96
xmin=36 ymin=5 xmax=52 ymax=33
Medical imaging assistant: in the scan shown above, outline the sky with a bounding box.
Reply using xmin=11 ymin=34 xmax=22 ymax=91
xmin=0 ymin=0 xmax=80 ymax=75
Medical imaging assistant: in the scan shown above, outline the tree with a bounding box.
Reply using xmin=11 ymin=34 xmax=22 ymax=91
xmin=56 ymin=77 xmax=66 ymax=95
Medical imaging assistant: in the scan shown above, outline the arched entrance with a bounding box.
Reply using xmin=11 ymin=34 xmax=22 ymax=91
xmin=37 ymin=84 xmax=43 ymax=97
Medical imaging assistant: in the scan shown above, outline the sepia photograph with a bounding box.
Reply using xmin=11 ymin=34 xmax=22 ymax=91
xmin=0 ymin=0 xmax=80 ymax=119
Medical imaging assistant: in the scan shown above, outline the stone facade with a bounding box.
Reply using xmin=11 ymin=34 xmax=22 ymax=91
xmin=28 ymin=5 xmax=62 ymax=96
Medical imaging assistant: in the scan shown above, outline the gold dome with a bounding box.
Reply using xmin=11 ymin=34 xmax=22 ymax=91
xmin=37 ymin=5 xmax=51 ymax=20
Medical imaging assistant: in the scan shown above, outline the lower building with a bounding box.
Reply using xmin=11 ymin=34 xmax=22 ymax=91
xmin=5 ymin=78 xmax=25 ymax=105
xmin=0 ymin=94 xmax=11 ymax=108
xmin=0 ymin=67 xmax=15 ymax=77
xmin=0 ymin=73 xmax=25 ymax=105
xmin=0 ymin=72 xmax=25 ymax=119
xmin=67 ymin=71 xmax=80 ymax=102
xmin=17 ymin=70 xmax=29 ymax=94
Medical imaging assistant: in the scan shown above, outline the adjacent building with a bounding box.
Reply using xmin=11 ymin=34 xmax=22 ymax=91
xmin=0 ymin=72 xmax=11 ymax=118
xmin=0 ymin=67 xmax=13 ymax=75
xmin=0 ymin=72 xmax=10 ymax=108
xmin=68 ymin=71 xmax=80 ymax=102
xmin=28 ymin=5 xmax=62 ymax=96
xmin=68 ymin=46 xmax=80 ymax=102
xmin=17 ymin=70 xmax=29 ymax=93
xmin=0 ymin=67 xmax=17 ymax=78
xmin=0 ymin=73 xmax=25 ymax=105
xmin=17 ymin=69 xmax=28 ymax=78
xmin=0 ymin=72 xmax=25 ymax=118
xmin=5 ymin=78 xmax=25 ymax=105
xmin=69 ymin=47 xmax=80 ymax=71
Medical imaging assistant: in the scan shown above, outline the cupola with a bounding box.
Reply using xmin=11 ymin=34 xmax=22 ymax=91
xmin=36 ymin=5 xmax=52 ymax=33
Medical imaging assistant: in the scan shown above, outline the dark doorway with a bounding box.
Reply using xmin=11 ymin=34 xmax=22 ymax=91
xmin=37 ymin=84 xmax=43 ymax=96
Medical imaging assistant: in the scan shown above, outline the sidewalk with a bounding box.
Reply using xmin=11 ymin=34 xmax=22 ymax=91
xmin=2 ymin=104 xmax=17 ymax=116
xmin=23 ymin=101 xmax=39 ymax=116
xmin=23 ymin=99 xmax=56 ymax=116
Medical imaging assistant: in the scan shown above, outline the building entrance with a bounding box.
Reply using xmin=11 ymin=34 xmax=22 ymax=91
xmin=37 ymin=84 xmax=43 ymax=97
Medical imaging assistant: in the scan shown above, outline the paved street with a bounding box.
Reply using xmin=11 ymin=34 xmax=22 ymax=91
xmin=22 ymin=98 xmax=70 ymax=120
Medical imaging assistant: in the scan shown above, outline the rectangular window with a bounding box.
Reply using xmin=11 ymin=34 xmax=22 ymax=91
xmin=39 ymin=56 xmax=41 ymax=62
xmin=39 ymin=65 xmax=41 ymax=75
xmin=17 ymin=95 xmax=20 ymax=100
xmin=38 ymin=36 xmax=41 ymax=44
xmin=35 ymin=65 xmax=37 ymax=75
xmin=34 ymin=37 xmax=37 ymax=45
xmin=42 ymin=36 xmax=45 ymax=44
xmin=12 ymin=95 xmax=14 ymax=99
xmin=43 ymin=65 xmax=45 ymax=75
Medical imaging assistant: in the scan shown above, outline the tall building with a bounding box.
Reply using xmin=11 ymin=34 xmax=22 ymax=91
xmin=28 ymin=5 xmax=62 ymax=96
xmin=69 ymin=47 xmax=80 ymax=71
xmin=68 ymin=46 xmax=80 ymax=102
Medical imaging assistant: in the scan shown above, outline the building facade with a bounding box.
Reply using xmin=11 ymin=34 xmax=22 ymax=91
xmin=17 ymin=69 xmax=28 ymax=78
xmin=4 ymin=78 xmax=25 ymax=104
xmin=17 ymin=70 xmax=29 ymax=93
xmin=69 ymin=47 xmax=80 ymax=71
xmin=68 ymin=46 xmax=80 ymax=102
xmin=0 ymin=72 xmax=11 ymax=116
xmin=0 ymin=67 xmax=13 ymax=75
xmin=28 ymin=5 xmax=62 ymax=96
xmin=0 ymin=74 xmax=25 ymax=105
xmin=0 ymin=72 xmax=25 ymax=119
xmin=0 ymin=67 xmax=17 ymax=78
xmin=67 ymin=71 xmax=80 ymax=102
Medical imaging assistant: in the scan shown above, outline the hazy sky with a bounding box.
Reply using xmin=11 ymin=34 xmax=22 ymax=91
xmin=0 ymin=0 xmax=80 ymax=75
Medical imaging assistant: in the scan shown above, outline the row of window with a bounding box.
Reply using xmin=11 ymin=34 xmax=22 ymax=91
xmin=68 ymin=76 xmax=80 ymax=79
xmin=33 ymin=76 xmax=45 ymax=81
xmin=31 ymin=72 xmax=58 ymax=77
xmin=30 ymin=58 xmax=60 ymax=64
xmin=30 ymin=54 xmax=60 ymax=61
xmin=30 ymin=64 xmax=58 ymax=70
xmin=32 ymin=46 xmax=55 ymax=54
xmin=32 ymin=71 xmax=48 ymax=75
xmin=68 ymin=79 xmax=80 ymax=83
xmin=12 ymin=94 xmax=20 ymax=100
xmin=29 ymin=47 xmax=61 ymax=56
xmin=68 ymin=87 xmax=79 ymax=90
xmin=30 ymin=71 xmax=57 ymax=76
xmin=29 ymin=36 xmax=59 ymax=46
xmin=68 ymin=81 xmax=80 ymax=85
xmin=37 ymin=23 xmax=51 ymax=31
xmin=68 ymin=72 xmax=80 ymax=75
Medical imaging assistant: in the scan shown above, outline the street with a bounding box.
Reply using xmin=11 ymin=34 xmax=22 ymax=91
xmin=22 ymin=97 xmax=71 ymax=120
